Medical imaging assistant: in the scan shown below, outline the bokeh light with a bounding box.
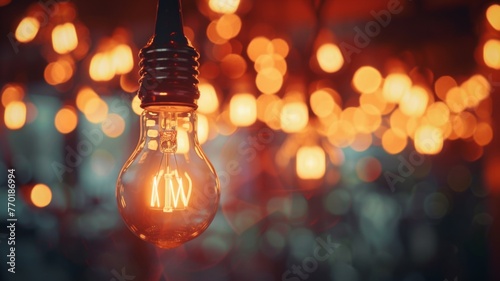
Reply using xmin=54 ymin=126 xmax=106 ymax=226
xmin=414 ymin=125 xmax=443 ymax=155
xmin=446 ymin=86 xmax=468 ymax=113
xmin=102 ymin=113 xmax=126 ymax=138
xmin=198 ymin=83 xmax=220 ymax=114
xmin=31 ymin=184 xmax=52 ymax=208
xmin=52 ymin=23 xmax=78 ymax=54
xmin=256 ymin=67 xmax=283 ymax=95
xmin=483 ymin=39 xmax=500 ymax=69
xmin=208 ymin=0 xmax=240 ymax=14
xmin=44 ymin=58 xmax=74 ymax=85
xmin=83 ymin=95 xmax=108 ymax=124
xmin=400 ymin=86 xmax=429 ymax=117
xmin=434 ymin=75 xmax=457 ymax=101
xmin=310 ymin=89 xmax=336 ymax=118
xmin=229 ymin=93 xmax=257 ymax=127
xmin=382 ymin=128 xmax=407 ymax=154
xmin=89 ymin=53 xmax=114 ymax=81
xmin=216 ymin=14 xmax=242 ymax=40
xmin=352 ymin=66 xmax=382 ymax=94
xmin=280 ymin=102 xmax=308 ymax=133
xmin=473 ymin=122 xmax=493 ymax=146
xmin=296 ymin=146 xmax=326 ymax=180
xmin=356 ymin=156 xmax=382 ymax=182
xmin=15 ymin=17 xmax=39 ymax=43
xmin=247 ymin=37 xmax=271 ymax=62
xmin=5 ymin=101 xmax=27 ymax=130
xmin=486 ymin=4 xmax=500 ymax=31
xmin=382 ymin=73 xmax=412 ymax=103
xmin=316 ymin=43 xmax=344 ymax=73
xmin=1 ymin=84 xmax=25 ymax=107
xmin=55 ymin=106 xmax=78 ymax=134
xmin=111 ymin=44 xmax=134 ymax=75
xmin=221 ymin=54 xmax=247 ymax=79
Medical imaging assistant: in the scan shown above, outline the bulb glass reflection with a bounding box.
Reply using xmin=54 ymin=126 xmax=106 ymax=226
xmin=117 ymin=106 xmax=220 ymax=249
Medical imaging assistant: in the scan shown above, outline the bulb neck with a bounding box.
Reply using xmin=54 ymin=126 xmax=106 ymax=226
xmin=138 ymin=0 xmax=200 ymax=109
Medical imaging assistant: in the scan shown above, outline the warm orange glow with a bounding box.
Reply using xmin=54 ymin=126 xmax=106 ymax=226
xmin=434 ymin=76 xmax=457 ymax=101
xmin=197 ymin=114 xmax=209 ymax=144
xmin=256 ymin=94 xmax=281 ymax=125
xmin=229 ymin=93 xmax=257 ymax=127
xmin=44 ymin=58 xmax=74 ymax=85
xmin=247 ymin=37 xmax=271 ymax=62
xmin=359 ymin=90 xmax=387 ymax=114
xmin=445 ymin=86 xmax=468 ymax=113
xmin=120 ymin=74 xmax=139 ymax=93
xmin=414 ymin=125 xmax=443 ymax=155
xmin=316 ymin=43 xmax=344 ymax=73
xmin=198 ymin=83 xmax=219 ymax=114
xmin=382 ymin=73 xmax=412 ymax=103
xmin=461 ymin=75 xmax=491 ymax=107
xmin=473 ymin=122 xmax=493 ymax=146
xmin=255 ymin=54 xmax=287 ymax=75
xmin=310 ymin=89 xmax=336 ymax=118
xmin=350 ymin=133 xmax=373 ymax=152
xmin=327 ymin=120 xmax=356 ymax=148
xmin=399 ymin=86 xmax=429 ymax=117
xmin=215 ymin=14 xmax=241 ymax=40
xmin=15 ymin=17 xmax=39 ymax=43
xmin=206 ymin=19 xmax=226 ymax=44
xmin=52 ymin=23 xmax=78 ymax=54
xmin=89 ymin=53 xmax=114 ymax=81
xmin=296 ymin=146 xmax=326 ymax=180
xmin=483 ymin=39 xmax=500 ymax=69
xmin=256 ymin=67 xmax=283 ymax=95
xmin=175 ymin=129 xmax=190 ymax=154
xmin=390 ymin=109 xmax=409 ymax=136
xmin=84 ymin=96 xmax=108 ymax=123
xmin=221 ymin=54 xmax=247 ymax=79
xmin=425 ymin=102 xmax=450 ymax=127
xmin=280 ymin=102 xmax=308 ymax=133
xmin=102 ymin=113 xmax=126 ymax=138
xmin=353 ymin=106 xmax=382 ymax=133
xmin=111 ymin=44 xmax=134 ymax=75
xmin=453 ymin=112 xmax=477 ymax=139
xmin=131 ymin=95 xmax=143 ymax=115
xmin=271 ymin=38 xmax=289 ymax=58
xmin=356 ymin=157 xmax=382 ymax=182
xmin=486 ymin=4 xmax=500 ymax=31
xmin=208 ymin=0 xmax=240 ymax=14
xmin=382 ymin=128 xmax=407 ymax=154
xmin=352 ymin=66 xmax=382 ymax=94
xmin=4 ymin=101 xmax=26 ymax=130
xmin=31 ymin=184 xmax=52 ymax=208
xmin=76 ymin=87 xmax=99 ymax=112
xmin=55 ymin=106 xmax=78 ymax=134
xmin=1 ymin=84 xmax=24 ymax=107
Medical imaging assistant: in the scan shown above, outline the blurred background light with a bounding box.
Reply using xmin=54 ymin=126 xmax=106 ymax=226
xmin=5 ymin=100 xmax=27 ymax=130
xmin=317 ymin=43 xmax=344 ymax=73
xmin=15 ymin=16 xmax=39 ymax=43
xmin=296 ymin=146 xmax=325 ymax=180
xmin=31 ymin=183 xmax=53 ymax=208
xmin=229 ymin=93 xmax=257 ymax=127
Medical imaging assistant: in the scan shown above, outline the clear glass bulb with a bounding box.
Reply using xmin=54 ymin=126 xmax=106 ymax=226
xmin=116 ymin=106 xmax=220 ymax=249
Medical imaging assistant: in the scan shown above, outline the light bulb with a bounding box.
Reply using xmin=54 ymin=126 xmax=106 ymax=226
xmin=116 ymin=0 xmax=220 ymax=249
xmin=117 ymin=107 xmax=219 ymax=248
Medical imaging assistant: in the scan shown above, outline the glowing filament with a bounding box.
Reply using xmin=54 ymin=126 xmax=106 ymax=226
xmin=150 ymin=168 xmax=192 ymax=212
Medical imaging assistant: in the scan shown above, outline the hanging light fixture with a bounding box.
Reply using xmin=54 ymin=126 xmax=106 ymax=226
xmin=116 ymin=0 xmax=220 ymax=249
